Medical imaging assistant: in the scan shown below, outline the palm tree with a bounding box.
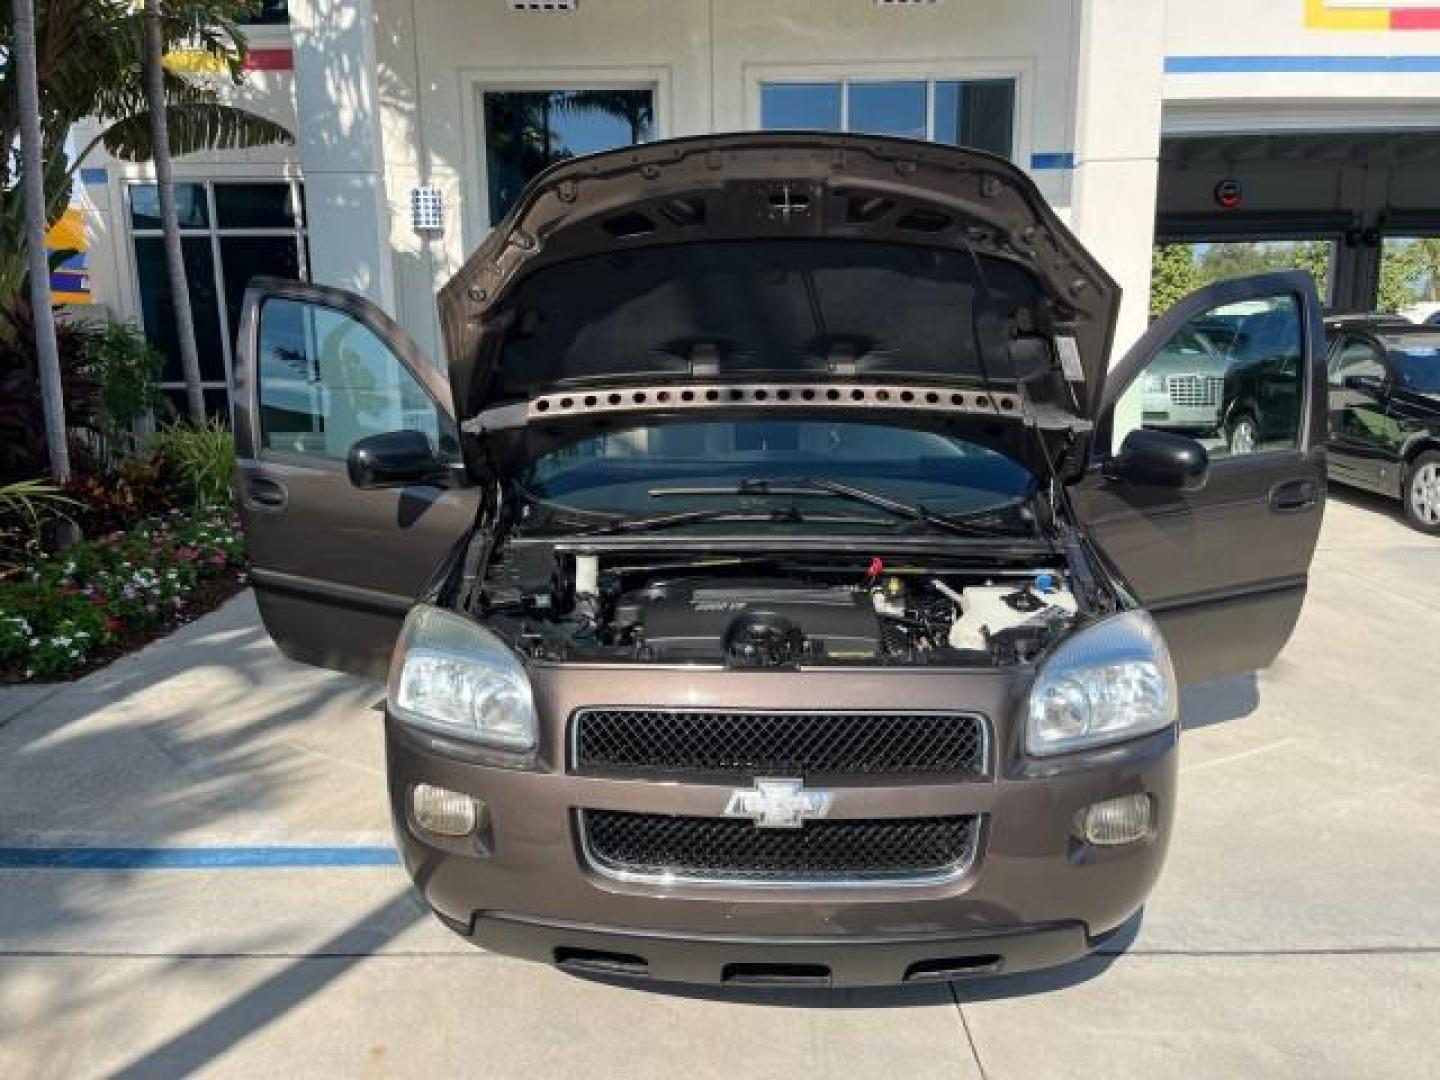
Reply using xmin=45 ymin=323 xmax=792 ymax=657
xmin=0 ymin=0 xmax=292 ymax=425
xmin=557 ymin=90 xmax=654 ymax=145
xmin=10 ymin=0 xmax=70 ymax=482
xmin=143 ymin=0 xmax=205 ymax=423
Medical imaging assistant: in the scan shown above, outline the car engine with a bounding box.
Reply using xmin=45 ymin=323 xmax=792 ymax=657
xmin=478 ymin=548 xmax=1081 ymax=668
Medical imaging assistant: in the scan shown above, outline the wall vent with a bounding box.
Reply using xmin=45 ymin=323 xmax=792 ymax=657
xmin=506 ymin=0 xmax=577 ymax=11
xmin=410 ymin=185 xmax=444 ymax=234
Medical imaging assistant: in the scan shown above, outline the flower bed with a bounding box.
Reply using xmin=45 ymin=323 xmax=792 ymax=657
xmin=0 ymin=508 xmax=247 ymax=682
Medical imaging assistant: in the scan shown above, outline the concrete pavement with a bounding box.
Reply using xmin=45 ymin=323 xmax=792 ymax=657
xmin=0 ymin=487 xmax=1436 ymax=1078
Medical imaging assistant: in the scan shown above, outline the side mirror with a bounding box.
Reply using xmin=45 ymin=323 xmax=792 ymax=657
xmin=1105 ymin=429 xmax=1209 ymax=491
xmin=347 ymin=430 xmax=447 ymax=489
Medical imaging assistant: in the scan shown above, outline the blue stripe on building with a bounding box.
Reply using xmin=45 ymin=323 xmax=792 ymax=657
xmin=1029 ymin=152 xmax=1075 ymax=171
xmin=1166 ymin=54 xmax=1440 ymax=75
xmin=79 ymin=168 xmax=109 ymax=186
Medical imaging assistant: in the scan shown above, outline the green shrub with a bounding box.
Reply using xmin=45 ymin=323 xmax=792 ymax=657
xmin=64 ymin=455 xmax=184 ymax=536
xmin=0 ymin=297 xmax=102 ymax=481
xmin=151 ymin=419 xmax=237 ymax=508
xmin=1 ymin=507 xmax=246 ymax=679
xmin=0 ymin=591 xmax=107 ymax=678
xmin=81 ymin=317 xmax=166 ymax=442
xmin=0 ymin=480 xmax=78 ymax=576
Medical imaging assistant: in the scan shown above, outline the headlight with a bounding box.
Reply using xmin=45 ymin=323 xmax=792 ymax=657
xmin=387 ymin=605 xmax=537 ymax=751
xmin=1025 ymin=611 xmax=1177 ymax=757
xmin=1144 ymin=374 xmax=1165 ymax=393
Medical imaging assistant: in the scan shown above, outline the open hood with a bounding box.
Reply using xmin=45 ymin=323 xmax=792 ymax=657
xmin=438 ymin=133 xmax=1119 ymax=479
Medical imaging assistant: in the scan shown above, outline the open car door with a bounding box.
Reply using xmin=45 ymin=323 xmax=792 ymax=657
xmin=233 ymin=279 xmax=481 ymax=679
xmin=1070 ymin=271 xmax=1326 ymax=684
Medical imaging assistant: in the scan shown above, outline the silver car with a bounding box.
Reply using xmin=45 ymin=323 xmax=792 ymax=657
xmin=1140 ymin=326 xmax=1231 ymax=435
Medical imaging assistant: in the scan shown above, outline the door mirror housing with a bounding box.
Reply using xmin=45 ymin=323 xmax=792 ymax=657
xmin=1105 ymin=429 xmax=1210 ymax=491
xmin=347 ymin=430 xmax=448 ymax=489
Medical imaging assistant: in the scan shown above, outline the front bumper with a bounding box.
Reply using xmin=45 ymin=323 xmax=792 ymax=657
xmin=471 ymin=913 xmax=1113 ymax=987
xmin=386 ymin=666 xmax=1177 ymax=986
xmin=1142 ymin=392 xmax=1222 ymax=432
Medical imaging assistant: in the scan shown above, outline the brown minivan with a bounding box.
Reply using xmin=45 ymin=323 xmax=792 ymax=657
xmin=235 ymin=134 xmax=1326 ymax=987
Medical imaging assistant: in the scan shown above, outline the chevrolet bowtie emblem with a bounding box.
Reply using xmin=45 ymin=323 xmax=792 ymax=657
xmin=723 ymin=778 xmax=834 ymax=829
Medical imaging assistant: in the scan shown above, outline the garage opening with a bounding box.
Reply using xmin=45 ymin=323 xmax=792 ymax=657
xmin=1154 ymin=130 xmax=1440 ymax=318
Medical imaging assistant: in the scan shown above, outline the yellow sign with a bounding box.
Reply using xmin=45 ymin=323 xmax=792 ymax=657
xmin=46 ymin=209 xmax=91 ymax=306
xmin=162 ymin=49 xmax=229 ymax=74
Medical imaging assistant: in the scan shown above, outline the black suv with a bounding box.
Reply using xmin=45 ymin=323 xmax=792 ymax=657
xmin=1214 ymin=307 xmax=1311 ymax=455
xmin=1323 ymin=316 xmax=1440 ymax=532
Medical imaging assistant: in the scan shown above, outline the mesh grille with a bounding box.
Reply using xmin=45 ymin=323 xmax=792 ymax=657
xmin=582 ymin=810 xmax=979 ymax=882
xmin=1166 ymin=374 xmax=1224 ymax=408
xmin=572 ymin=710 xmax=985 ymax=778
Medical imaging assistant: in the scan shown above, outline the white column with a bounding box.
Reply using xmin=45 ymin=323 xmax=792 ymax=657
xmin=288 ymin=0 xmax=395 ymax=311
xmin=1069 ymin=0 xmax=1165 ymax=363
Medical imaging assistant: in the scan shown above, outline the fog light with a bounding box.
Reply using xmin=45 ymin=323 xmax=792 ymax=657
xmin=410 ymin=783 xmax=478 ymax=836
xmin=1078 ymin=794 xmax=1152 ymax=846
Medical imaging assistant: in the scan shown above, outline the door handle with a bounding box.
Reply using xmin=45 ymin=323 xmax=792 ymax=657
xmin=1269 ymin=478 xmax=1317 ymax=513
xmin=246 ymin=476 xmax=288 ymax=510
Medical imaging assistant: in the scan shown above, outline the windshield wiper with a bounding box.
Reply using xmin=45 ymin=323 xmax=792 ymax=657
xmin=563 ymin=505 xmax=880 ymax=537
xmin=647 ymin=477 xmax=1025 ymax=538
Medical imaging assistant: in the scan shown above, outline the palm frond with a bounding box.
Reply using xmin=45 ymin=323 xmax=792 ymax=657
xmin=98 ymin=104 xmax=293 ymax=162
xmin=0 ymin=480 xmax=79 ymax=527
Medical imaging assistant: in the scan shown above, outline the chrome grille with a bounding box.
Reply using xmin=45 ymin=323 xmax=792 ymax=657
xmin=1165 ymin=374 xmax=1224 ymax=408
xmin=570 ymin=709 xmax=986 ymax=778
xmin=581 ymin=810 xmax=980 ymax=884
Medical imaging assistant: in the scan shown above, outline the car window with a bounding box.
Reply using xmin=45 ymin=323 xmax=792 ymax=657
xmin=1385 ymin=337 xmax=1440 ymax=393
xmin=1328 ymin=337 xmax=1387 ymax=387
xmin=255 ymin=298 xmax=458 ymax=462
xmin=1136 ymin=293 xmax=1303 ymax=458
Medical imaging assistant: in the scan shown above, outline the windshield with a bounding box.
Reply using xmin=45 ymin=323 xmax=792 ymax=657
xmin=522 ymin=420 xmax=1035 ymax=531
xmin=1388 ymin=338 xmax=1440 ymax=392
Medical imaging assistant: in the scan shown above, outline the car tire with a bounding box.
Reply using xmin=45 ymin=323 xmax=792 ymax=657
xmin=1402 ymin=450 xmax=1440 ymax=534
xmin=1227 ymin=414 xmax=1259 ymax=456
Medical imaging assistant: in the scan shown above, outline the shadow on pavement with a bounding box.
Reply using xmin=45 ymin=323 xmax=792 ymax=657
xmin=108 ymin=890 xmax=424 ymax=1080
xmin=1326 ymin=480 xmax=1409 ymax=526
xmin=1179 ymin=672 xmax=1259 ymax=730
xmin=0 ymin=593 xmax=391 ymax=1041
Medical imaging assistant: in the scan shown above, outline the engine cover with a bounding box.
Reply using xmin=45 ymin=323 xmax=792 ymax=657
xmin=630 ymin=580 xmax=881 ymax=664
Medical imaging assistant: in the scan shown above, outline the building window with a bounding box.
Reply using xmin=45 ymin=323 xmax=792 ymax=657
xmin=1378 ymin=236 xmax=1440 ymax=317
xmin=240 ymin=0 xmax=288 ymax=25
xmin=129 ymin=180 xmax=308 ymax=419
xmin=759 ymin=78 xmax=1016 ymax=159
xmin=481 ymin=87 xmax=655 ymax=224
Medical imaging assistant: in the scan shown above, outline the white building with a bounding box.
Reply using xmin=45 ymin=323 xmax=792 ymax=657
xmin=74 ymin=0 xmax=1440 ymax=414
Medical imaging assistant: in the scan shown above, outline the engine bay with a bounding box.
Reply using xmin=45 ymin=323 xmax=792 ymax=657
xmin=475 ymin=545 xmax=1083 ymax=668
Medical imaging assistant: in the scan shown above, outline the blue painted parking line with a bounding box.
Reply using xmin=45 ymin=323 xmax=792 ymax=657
xmin=0 ymin=846 xmax=400 ymax=869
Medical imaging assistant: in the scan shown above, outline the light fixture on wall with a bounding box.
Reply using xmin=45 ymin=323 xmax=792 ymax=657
xmin=874 ymin=0 xmax=941 ymax=6
xmin=506 ymin=1 xmax=577 ymax=11
xmin=410 ymin=185 xmax=444 ymax=235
